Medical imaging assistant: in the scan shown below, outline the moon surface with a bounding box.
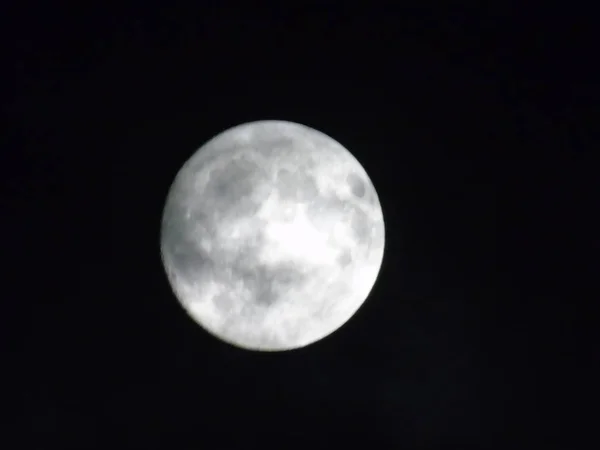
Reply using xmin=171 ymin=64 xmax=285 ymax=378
xmin=160 ymin=120 xmax=385 ymax=351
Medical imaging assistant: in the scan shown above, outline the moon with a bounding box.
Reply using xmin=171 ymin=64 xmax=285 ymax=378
xmin=160 ymin=120 xmax=385 ymax=351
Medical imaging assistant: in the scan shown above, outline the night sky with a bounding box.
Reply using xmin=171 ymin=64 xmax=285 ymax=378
xmin=9 ymin=4 xmax=593 ymax=449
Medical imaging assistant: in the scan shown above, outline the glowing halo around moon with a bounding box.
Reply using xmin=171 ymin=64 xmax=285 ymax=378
xmin=160 ymin=120 xmax=385 ymax=351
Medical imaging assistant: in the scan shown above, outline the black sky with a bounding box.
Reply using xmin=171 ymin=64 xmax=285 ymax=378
xmin=8 ymin=3 xmax=594 ymax=449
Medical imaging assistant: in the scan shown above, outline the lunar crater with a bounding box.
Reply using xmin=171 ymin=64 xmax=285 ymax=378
xmin=346 ymin=171 xmax=366 ymax=198
xmin=274 ymin=167 xmax=320 ymax=203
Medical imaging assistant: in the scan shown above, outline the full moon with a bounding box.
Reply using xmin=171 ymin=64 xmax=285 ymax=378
xmin=160 ymin=120 xmax=385 ymax=351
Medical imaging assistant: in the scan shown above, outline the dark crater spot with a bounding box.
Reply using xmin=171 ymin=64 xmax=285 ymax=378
xmin=276 ymin=168 xmax=319 ymax=202
xmin=337 ymin=249 xmax=353 ymax=267
xmin=346 ymin=171 xmax=365 ymax=198
xmin=206 ymin=157 xmax=257 ymax=198
xmin=234 ymin=262 xmax=305 ymax=307
xmin=203 ymin=156 xmax=267 ymax=215
xmin=163 ymin=242 xmax=212 ymax=284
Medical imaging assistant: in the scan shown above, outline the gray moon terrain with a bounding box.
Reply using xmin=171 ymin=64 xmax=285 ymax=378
xmin=160 ymin=120 xmax=385 ymax=351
